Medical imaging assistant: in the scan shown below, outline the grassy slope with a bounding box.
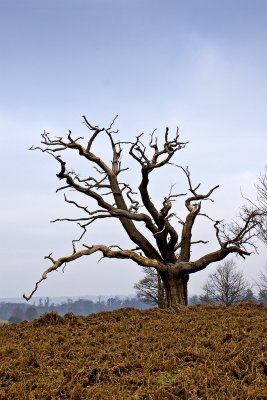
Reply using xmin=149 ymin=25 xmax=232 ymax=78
xmin=0 ymin=303 xmax=266 ymax=400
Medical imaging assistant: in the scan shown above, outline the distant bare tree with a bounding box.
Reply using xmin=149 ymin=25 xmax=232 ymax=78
xmin=134 ymin=267 xmax=166 ymax=308
xmin=256 ymin=266 xmax=267 ymax=305
xmin=258 ymin=289 xmax=267 ymax=305
xmin=200 ymin=260 xmax=251 ymax=306
xmin=256 ymin=166 xmax=267 ymax=244
xmin=258 ymin=266 xmax=267 ymax=291
xmin=242 ymin=288 xmax=257 ymax=303
xmin=23 ymin=116 xmax=260 ymax=308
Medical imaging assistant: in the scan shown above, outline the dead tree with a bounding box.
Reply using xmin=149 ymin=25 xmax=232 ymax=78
xmin=24 ymin=117 xmax=260 ymax=308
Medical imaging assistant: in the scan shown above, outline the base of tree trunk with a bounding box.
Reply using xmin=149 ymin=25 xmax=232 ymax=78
xmin=161 ymin=271 xmax=188 ymax=308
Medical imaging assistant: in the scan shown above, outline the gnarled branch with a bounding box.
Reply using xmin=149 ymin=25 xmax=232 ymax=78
xmin=23 ymin=244 xmax=165 ymax=301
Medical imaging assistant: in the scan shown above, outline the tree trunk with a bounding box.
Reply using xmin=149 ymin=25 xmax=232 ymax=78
xmin=160 ymin=270 xmax=188 ymax=308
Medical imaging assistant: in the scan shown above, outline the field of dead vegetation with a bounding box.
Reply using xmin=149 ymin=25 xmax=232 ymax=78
xmin=0 ymin=303 xmax=266 ymax=400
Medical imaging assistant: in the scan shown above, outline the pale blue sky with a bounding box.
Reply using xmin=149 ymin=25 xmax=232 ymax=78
xmin=0 ymin=0 xmax=266 ymax=299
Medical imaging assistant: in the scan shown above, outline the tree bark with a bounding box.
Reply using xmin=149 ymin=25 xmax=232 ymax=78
xmin=160 ymin=269 xmax=188 ymax=308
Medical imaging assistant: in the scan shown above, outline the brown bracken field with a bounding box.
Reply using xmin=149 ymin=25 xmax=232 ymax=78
xmin=0 ymin=303 xmax=266 ymax=400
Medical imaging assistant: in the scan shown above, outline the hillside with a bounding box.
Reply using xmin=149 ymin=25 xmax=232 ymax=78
xmin=0 ymin=303 xmax=266 ymax=400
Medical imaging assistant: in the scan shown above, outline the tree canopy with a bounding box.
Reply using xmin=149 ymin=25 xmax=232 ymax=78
xmin=24 ymin=117 xmax=260 ymax=307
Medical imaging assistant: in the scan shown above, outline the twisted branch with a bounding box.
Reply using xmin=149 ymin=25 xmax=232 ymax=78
xmin=23 ymin=244 xmax=165 ymax=301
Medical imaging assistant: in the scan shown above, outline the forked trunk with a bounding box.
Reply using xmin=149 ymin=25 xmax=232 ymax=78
xmin=160 ymin=270 xmax=188 ymax=308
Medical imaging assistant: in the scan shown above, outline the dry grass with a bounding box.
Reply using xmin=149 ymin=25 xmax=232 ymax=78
xmin=0 ymin=303 xmax=266 ymax=399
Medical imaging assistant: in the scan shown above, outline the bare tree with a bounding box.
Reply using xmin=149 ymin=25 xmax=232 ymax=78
xmin=256 ymin=166 xmax=267 ymax=244
xmin=242 ymin=288 xmax=257 ymax=303
xmin=256 ymin=266 xmax=267 ymax=304
xmin=200 ymin=260 xmax=252 ymax=306
xmin=23 ymin=116 xmax=260 ymax=308
xmin=134 ymin=267 xmax=166 ymax=308
xmin=258 ymin=266 xmax=267 ymax=292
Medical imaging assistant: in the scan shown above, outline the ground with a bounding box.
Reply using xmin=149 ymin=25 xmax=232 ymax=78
xmin=0 ymin=303 xmax=266 ymax=399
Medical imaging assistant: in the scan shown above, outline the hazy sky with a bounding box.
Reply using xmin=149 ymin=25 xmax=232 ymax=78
xmin=0 ymin=0 xmax=266 ymax=300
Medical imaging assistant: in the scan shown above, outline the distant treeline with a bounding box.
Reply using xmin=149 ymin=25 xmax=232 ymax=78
xmin=0 ymin=296 xmax=151 ymax=323
xmin=0 ymin=293 xmax=265 ymax=323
